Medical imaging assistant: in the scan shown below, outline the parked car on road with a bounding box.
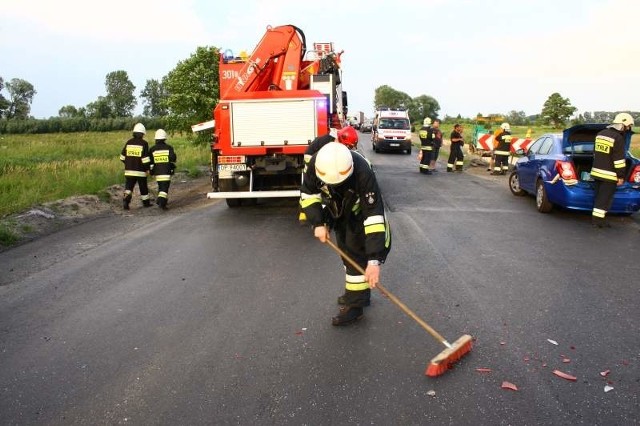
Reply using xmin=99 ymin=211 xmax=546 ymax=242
xmin=508 ymin=124 xmax=640 ymax=213
xmin=360 ymin=121 xmax=373 ymax=133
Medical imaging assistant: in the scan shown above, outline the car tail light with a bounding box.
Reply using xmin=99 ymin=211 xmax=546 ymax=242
xmin=555 ymin=160 xmax=577 ymax=181
xmin=629 ymin=165 xmax=640 ymax=184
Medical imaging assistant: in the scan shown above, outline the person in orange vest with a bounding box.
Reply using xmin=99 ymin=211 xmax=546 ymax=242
xmin=492 ymin=123 xmax=512 ymax=175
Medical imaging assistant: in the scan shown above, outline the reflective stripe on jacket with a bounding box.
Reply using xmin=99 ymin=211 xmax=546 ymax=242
xmin=591 ymin=127 xmax=626 ymax=182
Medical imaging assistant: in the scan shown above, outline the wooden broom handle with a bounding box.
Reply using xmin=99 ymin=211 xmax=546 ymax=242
xmin=325 ymin=239 xmax=449 ymax=346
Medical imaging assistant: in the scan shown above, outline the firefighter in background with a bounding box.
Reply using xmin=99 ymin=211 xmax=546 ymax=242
xmin=300 ymin=142 xmax=391 ymax=326
xmin=418 ymin=117 xmax=433 ymax=174
xmin=149 ymin=129 xmax=177 ymax=210
xmin=429 ymin=119 xmax=443 ymax=172
xmin=590 ymin=112 xmax=634 ymax=228
xmin=447 ymin=123 xmax=465 ymax=172
xmin=120 ymin=123 xmax=151 ymax=210
xmin=493 ymin=122 xmax=513 ymax=175
xmin=304 ymin=126 xmax=358 ymax=167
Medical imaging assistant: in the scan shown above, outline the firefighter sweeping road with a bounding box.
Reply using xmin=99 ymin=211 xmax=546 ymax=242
xmin=1 ymin=135 xmax=639 ymax=424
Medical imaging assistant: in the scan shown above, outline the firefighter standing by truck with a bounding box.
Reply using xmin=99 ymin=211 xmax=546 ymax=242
xmin=300 ymin=142 xmax=391 ymax=326
xmin=149 ymin=129 xmax=177 ymax=210
xmin=493 ymin=122 xmax=512 ymax=175
xmin=418 ymin=117 xmax=433 ymax=174
xmin=590 ymin=112 xmax=634 ymax=228
xmin=120 ymin=123 xmax=151 ymax=210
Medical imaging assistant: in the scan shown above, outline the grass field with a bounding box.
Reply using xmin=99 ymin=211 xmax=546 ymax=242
xmin=0 ymin=131 xmax=210 ymax=218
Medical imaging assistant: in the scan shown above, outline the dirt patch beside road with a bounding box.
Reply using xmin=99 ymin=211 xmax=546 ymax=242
xmin=0 ymin=172 xmax=213 ymax=253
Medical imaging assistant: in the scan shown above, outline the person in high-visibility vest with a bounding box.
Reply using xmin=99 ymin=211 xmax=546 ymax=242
xmin=119 ymin=123 xmax=151 ymax=210
xmin=590 ymin=113 xmax=634 ymax=228
xmin=493 ymin=123 xmax=512 ymax=175
xmin=418 ymin=117 xmax=433 ymax=174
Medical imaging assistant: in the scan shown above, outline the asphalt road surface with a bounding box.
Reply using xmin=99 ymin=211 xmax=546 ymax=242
xmin=1 ymin=136 xmax=639 ymax=425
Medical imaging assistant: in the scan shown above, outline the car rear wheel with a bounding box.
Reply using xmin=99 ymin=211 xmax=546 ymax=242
xmin=536 ymin=179 xmax=553 ymax=213
xmin=509 ymin=171 xmax=525 ymax=196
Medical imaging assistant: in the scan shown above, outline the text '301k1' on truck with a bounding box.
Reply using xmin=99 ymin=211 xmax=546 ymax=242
xmin=192 ymin=24 xmax=350 ymax=207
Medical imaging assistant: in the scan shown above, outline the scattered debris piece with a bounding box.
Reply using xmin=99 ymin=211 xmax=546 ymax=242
xmin=600 ymin=370 xmax=610 ymax=377
xmin=523 ymin=356 xmax=530 ymax=362
xmin=427 ymin=390 xmax=436 ymax=397
xmin=553 ymin=370 xmax=577 ymax=381
xmin=500 ymin=341 xmax=506 ymax=346
xmin=604 ymin=385 xmax=614 ymax=393
xmin=570 ymin=346 xmax=576 ymax=350
xmin=547 ymin=339 xmax=558 ymax=346
xmin=501 ymin=381 xmax=518 ymax=391
xmin=541 ymin=363 xmax=548 ymax=368
xmin=302 ymin=328 xmax=307 ymax=331
xmin=295 ymin=330 xmax=304 ymax=335
xmin=562 ymin=358 xmax=571 ymax=363
xmin=475 ymin=368 xmax=492 ymax=373
xmin=622 ymin=360 xmax=630 ymax=366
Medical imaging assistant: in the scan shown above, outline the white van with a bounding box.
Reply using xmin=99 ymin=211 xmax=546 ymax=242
xmin=372 ymin=108 xmax=412 ymax=154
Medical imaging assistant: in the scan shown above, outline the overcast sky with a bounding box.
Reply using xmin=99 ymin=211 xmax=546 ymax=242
xmin=1 ymin=0 xmax=638 ymax=119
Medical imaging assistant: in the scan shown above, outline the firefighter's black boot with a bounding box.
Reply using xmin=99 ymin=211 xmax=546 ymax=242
xmin=158 ymin=198 xmax=168 ymax=210
xmin=331 ymin=306 xmax=364 ymax=326
xmin=123 ymin=194 xmax=131 ymax=210
xmin=142 ymin=199 xmax=151 ymax=208
xmin=337 ymin=289 xmax=371 ymax=307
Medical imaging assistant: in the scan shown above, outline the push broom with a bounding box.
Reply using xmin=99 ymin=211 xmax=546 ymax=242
xmin=325 ymin=239 xmax=473 ymax=377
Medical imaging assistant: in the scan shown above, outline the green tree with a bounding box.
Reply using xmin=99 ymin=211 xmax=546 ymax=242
xmin=140 ymin=79 xmax=168 ymax=117
xmin=505 ymin=110 xmax=528 ymax=125
xmin=162 ymin=46 xmax=220 ymax=132
xmin=408 ymin=94 xmax=440 ymax=123
xmin=86 ymin=96 xmax=112 ymax=119
xmin=105 ymin=70 xmax=136 ymax=117
xmin=4 ymin=78 xmax=36 ymax=119
xmin=58 ymin=105 xmax=79 ymax=118
xmin=0 ymin=77 xmax=9 ymax=118
xmin=373 ymin=85 xmax=412 ymax=111
xmin=541 ymin=92 xmax=577 ymax=128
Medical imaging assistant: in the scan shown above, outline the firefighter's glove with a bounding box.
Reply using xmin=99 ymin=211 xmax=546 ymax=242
xmin=314 ymin=225 xmax=329 ymax=243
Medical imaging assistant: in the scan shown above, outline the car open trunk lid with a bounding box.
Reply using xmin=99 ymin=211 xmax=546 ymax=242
xmin=562 ymin=123 xmax=632 ymax=153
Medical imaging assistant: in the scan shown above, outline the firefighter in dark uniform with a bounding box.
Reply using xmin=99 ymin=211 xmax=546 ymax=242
xmin=447 ymin=123 xmax=465 ymax=172
xmin=590 ymin=112 xmax=634 ymax=228
xmin=120 ymin=123 xmax=151 ymax=210
xmin=418 ymin=117 xmax=433 ymax=174
xmin=300 ymin=142 xmax=391 ymax=326
xmin=493 ymin=122 xmax=513 ymax=175
xmin=430 ymin=119 xmax=443 ymax=172
xmin=149 ymin=129 xmax=177 ymax=210
xmin=300 ymin=126 xmax=359 ymax=222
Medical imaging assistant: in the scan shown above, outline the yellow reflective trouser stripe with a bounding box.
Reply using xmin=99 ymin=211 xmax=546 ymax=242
xmin=456 ymin=161 xmax=464 ymax=166
xmin=142 ymin=156 xmax=151 ymax=164
xmin=495 ymin=150 xmax=510 ymax=155
xmin=591 ymin=168 xmax=617 ymax=181
xmin=421 ymin=146 xmax=433 ymax=151
xmin=346 ymin=274 xmax=369 ymax=291
xmin=125 ymin=170 xmax=147 ymax=177
xmin=158 ymin=191 xmax=168 ymax=198
xmin=300 ymin=193 xmax=322 ymax=208
xmin=156 ymin=175 xmax=171 ymax=181
xmin=119 ymin=154 xmax=126 ymax=161
xmin=592 ymin=208 xmax=606 ymax=218
xmin=365 ymin=224 xmax=386 ymax=234
xmin=614 ymin=159 xmax=625 ymax=169
xmin=141 ymin=194 xmax=150 ymax=200
xmin=447 ymin=163 xmax=454 ymax=168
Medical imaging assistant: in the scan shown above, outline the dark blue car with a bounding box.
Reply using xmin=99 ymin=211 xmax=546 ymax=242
xmin=508 ymin=124 xmax=640 ymax=213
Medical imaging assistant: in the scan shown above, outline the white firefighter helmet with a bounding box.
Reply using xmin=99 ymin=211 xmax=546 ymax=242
xmin=133 ymin=123 xmax=146 ymax=134
xmin=500 ymin=122 xmax=511 ymax=131
xmin=613 ymin=112 xmax=634 ymax=127
xmin=314 ymin=142 xmax=354 ymax=185
xmin=155 ymin=129 xmax=167 ymax=140
xmin=423 ymin=117 xmax=432 ymax=126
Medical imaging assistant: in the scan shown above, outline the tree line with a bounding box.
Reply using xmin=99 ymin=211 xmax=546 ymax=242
xmin=1 ymin=45 xmax=638 ymax=135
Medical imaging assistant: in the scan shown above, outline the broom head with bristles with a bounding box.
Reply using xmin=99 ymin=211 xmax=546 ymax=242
xmin=425 ymin=334 xmax=473 ymax=377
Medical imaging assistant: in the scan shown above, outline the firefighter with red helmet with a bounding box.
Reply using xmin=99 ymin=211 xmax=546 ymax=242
xmin=304 ymin=126 xmax=358 ymax=166
xmin=120 ymin=123 xmax=151 ymax=209
xmin=300 ymin=142 xmax=391 ymax=326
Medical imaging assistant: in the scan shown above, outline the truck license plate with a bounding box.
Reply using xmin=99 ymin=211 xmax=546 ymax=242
xmin=217 ymin=164 xmax=247 ymax=172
